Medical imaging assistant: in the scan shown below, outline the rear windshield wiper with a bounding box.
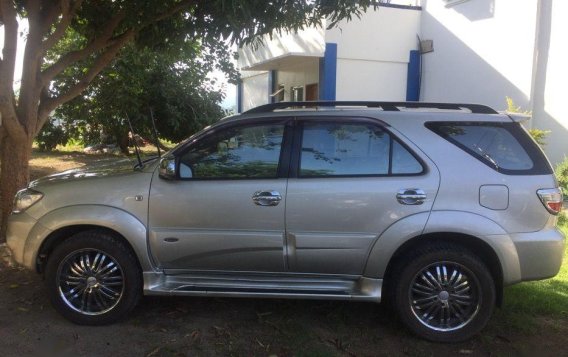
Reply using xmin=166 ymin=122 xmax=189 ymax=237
xmin=474 ymin=145 xmax=499 ymax=170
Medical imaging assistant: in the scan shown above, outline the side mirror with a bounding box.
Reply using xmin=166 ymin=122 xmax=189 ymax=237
xmin=159 ymin=156 xmax=177 ymax=180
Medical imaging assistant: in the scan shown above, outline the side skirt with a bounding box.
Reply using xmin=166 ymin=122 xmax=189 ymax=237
xmin=143 ymin=271 xmax=382 ymax=302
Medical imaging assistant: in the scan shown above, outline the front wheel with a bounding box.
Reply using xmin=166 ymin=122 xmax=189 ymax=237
xmin=392 ymin=244 xmax=495 ymax=342
xmin=45 ymin=230 xmax=142 ymax=325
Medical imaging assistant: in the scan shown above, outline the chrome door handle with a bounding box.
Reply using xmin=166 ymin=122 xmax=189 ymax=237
xmin=252 ymin=190 xmax=282 ymax=206
xmin=397 ymin=189 xmax=426 ymax=205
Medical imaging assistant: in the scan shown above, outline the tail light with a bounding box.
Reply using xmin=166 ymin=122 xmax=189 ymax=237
xmin=537 ymin=188 xmax=563 ymax=215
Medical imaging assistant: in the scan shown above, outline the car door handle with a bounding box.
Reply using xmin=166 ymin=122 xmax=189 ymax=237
xmin=252 ymin=190 xmax=282 ymax=206
xmin=396 ymin=189 xmax=427 ymax=205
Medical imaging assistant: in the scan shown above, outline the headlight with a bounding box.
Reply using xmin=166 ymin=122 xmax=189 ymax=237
xmin=13 ymin=188 xmax=43 ymax=214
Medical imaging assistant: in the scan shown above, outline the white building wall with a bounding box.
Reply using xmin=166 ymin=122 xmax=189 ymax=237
xmin=420 ymin=0 xmax=538 ymax=110
xmin=276 ymin=60 xmax=320 ymax=101
xmin=336 ymin=60 xmax=408 ymax=101
xmin=327 ymin=5 xmax=422 ymax=101
xmin=238 ymin=27 xmax=325 ymax=71
xmin=241 ymin=72 xmax=269 ymax=112
xmin=531 ymin=0 xmax=568 ymax=166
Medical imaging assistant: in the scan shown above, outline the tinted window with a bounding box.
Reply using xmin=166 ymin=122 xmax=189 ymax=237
xmin=435 ymin=124 xmax=534 ymax=170
xmin=428 ymin=123 xmax=541 ymax=173
xmin=300 ymin=122 xmax=422 ymax=177
xmin=179 ymin=124 xmax=284 ymax=179
xmin=392 ymin=140 xmax=424 ymax=174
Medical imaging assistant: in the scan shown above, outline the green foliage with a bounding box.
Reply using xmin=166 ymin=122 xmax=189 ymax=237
xmin=528 ymin=128 xmax=550 ymax=146
xmin=555 ymin=157 xmax=568 ymax=196
xmin=35 ymin=120 xmax=69 ymax=152
xmin=505 ymin=97 xmax=550 ymax=146
xmin=56 ymin=38 xmax=229 ymax=147
xmin=506 ymin=96 xmax=531 ymax=115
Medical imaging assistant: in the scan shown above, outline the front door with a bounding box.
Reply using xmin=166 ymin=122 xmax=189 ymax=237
xmin=285 ymin=119 xmax=440 ymax=275
xmin=148 ymin=120 xmax=290 ymax=272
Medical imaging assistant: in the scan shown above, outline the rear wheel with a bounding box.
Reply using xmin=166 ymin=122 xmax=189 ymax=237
xmin=45 ymin=230 xmax=142 ymax=325
xmin=392 ymin=244 xmax=495 ymax=342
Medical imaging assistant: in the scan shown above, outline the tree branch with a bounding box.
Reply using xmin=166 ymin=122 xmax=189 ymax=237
xmin=41 ymin=9 xmax=127 ymax=83
xmin=37 ymin=30 xmax=136 ymax=131
xmin=18 ymin=0 xmax=55 ymax=131
xmin=37 ymin=0 xmax=197 ymax=132
xmin=0 ymin=0 xmax=18 ymax=88
xmin=41 ymin=0 xmax=84 ymax=54
xmin=0 ymin=0 xmax=25 ymax=139
xmin=151 ymin=0 xmax=195 ymax=24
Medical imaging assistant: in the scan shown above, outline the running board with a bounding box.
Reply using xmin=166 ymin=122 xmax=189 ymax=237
xmin=143 ymin=271 xmax=382 ymax=302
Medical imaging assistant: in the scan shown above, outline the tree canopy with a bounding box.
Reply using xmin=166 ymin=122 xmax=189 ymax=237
xmin=54 ymin=31 xmax=236 ymax=152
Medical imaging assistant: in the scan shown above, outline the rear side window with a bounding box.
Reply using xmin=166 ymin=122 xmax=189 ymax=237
xmin=427 ymin=122 xmax=553 ymax=175
xmin=299 ymin=122 xmax=423 ymax=177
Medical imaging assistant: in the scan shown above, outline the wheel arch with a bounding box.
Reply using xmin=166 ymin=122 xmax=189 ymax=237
xmin=37 ymin=225 xmax=141 ymax=274
xmin=28 ymin=205 xmax=154 ymax=273
xmin=383 ymin=232 xmax=504 ymax=306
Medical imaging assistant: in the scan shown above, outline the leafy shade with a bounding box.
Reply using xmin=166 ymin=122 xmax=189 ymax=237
xmin=55 ymin=34 xmax=234 ymax=150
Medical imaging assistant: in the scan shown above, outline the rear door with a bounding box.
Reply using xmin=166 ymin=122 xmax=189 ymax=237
xmin=285 ymin=118 xmax=440 ymax=275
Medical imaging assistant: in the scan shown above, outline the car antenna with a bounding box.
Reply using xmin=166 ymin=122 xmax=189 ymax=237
xmin=149 ymin=107 xmax=161 ymax=158
xmin=125 ymin=112 xmax=143 ymax=169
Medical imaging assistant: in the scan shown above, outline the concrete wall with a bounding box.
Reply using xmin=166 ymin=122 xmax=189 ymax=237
xmin=420 ymin=0 xmax=538 ymax=110
xmin=241 ymin=71 xmax=269 ymax=112
xmin=531 ymin=0 xmax=568 ymax=166
xmin=327 ymin=5 xmax=422 ymax=101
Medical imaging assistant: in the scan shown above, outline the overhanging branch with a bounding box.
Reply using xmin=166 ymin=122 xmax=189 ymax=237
xmin=37 ymin=30 xmax=135 ymax=131
xmin=41 ymin=0 xmax=84 ymax=54
xmin=41 ymin=9 xmax=127 ymax=83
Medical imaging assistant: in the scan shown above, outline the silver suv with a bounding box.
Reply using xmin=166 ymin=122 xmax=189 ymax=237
xmin=7 ymin=101 xmax=565 ymax=342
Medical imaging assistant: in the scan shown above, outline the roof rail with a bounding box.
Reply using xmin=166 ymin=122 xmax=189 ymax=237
xmin=243 ymin=101 xmax=498 ymax=115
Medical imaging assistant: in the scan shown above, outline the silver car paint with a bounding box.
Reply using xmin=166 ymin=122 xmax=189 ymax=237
xmin=148 ymin=175 xmax=288 ymax=272
xmin=7 ymin=162 xmax=156 ymax=271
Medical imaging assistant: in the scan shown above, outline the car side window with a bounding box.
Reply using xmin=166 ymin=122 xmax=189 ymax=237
xmin=179 ymin=124 xmax=285 ymax=179
xmin=299 ymin=122 xmax=423 ymax=177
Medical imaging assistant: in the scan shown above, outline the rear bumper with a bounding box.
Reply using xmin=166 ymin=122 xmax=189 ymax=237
xmin=511 ymin=227 xmax=565 ymax=282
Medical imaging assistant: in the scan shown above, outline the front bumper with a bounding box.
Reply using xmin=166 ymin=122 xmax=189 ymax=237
xmin=6 ymin=212 xmax=51 ymax=270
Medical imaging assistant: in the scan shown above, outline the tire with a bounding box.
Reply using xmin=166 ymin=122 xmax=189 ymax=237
xmin=45 ymin=230 xmax=142 ymax=325
xmin=392 ymin=243 xmax=495 ymax=342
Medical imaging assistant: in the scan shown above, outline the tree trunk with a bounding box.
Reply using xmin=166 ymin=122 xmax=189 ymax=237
xmin=117 ymin=133 xmax=130 ymax=155
xmin=0 ymin=135 xmax=32 ymax=242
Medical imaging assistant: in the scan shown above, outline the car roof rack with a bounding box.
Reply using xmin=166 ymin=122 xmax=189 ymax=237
xmin=243 ymin=101 xmax=498 ymax=115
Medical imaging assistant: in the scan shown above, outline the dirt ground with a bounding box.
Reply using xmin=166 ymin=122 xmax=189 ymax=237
xmin=0 ymin=255 xmax=567 ymax=357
